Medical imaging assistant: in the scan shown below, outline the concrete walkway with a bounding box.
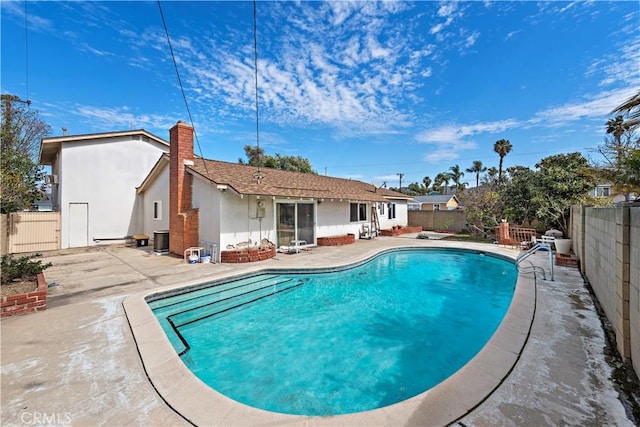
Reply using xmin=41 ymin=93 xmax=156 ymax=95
xmin=1 ymin=238 xmax=636 ymax=426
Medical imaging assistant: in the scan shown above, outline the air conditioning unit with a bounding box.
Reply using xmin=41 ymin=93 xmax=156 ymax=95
xmin=45 ymin=174 xmax=58 ymax=185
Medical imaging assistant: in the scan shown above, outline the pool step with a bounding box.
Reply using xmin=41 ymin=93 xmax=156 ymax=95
xmin=149 ymin=274 xmax=280 ymax=313
xmin=150 ymin=275 xmax=304 ymax=356
xmin=170 ymin=277 xmax=302 ymax=328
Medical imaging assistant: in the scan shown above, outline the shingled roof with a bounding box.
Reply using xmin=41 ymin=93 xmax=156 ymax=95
xmin=187 ymin=157 xmax=409 ymax=202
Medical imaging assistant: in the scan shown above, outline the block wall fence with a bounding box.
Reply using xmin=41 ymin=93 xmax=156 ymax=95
xmin=571 ymin=205 xmax=639 ymax=378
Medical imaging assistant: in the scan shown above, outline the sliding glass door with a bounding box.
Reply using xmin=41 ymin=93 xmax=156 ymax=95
xmin=276 ymin=202 xmax=315 ymax=246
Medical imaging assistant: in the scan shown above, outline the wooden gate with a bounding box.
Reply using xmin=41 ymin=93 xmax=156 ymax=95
xmin=5 ymin=212 xmax=61 ymax=254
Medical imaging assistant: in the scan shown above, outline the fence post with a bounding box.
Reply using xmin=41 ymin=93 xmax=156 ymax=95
xmin=0 ymin=214 xmax=7 ymax=256
xmin=617 ymin=206 xmax=631 ymax=360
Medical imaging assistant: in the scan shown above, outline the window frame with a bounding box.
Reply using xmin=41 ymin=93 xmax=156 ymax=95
xmin=350 ymin=202 xmax=367 ymax=222
xmin=388 ymin=202 xmax=396 ymax=219
xmin=153 ymin=200 xmax=162 ymax=220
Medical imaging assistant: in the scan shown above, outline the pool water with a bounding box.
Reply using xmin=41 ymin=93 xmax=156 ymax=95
xmin=149 ymin=249 xmax=517 ymax=416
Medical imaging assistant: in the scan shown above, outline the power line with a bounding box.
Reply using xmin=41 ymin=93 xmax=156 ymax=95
xmin=324 ymin=146 xmax=598 ymax=170
xmin=252 ymin=0 xmax=263 ymax=183
xmin=157 ymin=0 xmax=210 ymax=178
xmin=24 ymin=0 xmax=30 ymax=104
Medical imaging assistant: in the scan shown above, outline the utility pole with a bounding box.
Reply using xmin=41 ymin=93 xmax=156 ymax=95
xmin=0 ymin=93 xmax=31 ymax=147
xmin=397 ymin=173 xmax=404 ymax=193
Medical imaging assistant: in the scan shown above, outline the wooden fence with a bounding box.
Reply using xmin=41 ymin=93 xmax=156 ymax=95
xmin=1 ymin=212 xmax=61 ymax=255
xmin=407 ymin=210 xmax=467 ymax=232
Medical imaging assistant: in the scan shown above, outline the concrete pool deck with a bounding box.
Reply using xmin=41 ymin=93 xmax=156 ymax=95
xmin=1 ymin=236 xmax=636 ymax=426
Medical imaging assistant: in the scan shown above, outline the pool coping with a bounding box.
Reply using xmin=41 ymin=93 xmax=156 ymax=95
xmin=123 ymin=245 xmax=537 ymax=426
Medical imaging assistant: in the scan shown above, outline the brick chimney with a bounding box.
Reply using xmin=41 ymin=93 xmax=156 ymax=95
xmin=169 ymin=121 xmax=199 ymax=256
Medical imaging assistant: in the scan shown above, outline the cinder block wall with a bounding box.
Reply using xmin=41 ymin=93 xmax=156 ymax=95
xmin=630 ymin=208 xmax=640 ymax=376
xmin=579 ymin=206 xmax=637 ymax=377
xmin=584 ymin=208 xmax=619 ymax=343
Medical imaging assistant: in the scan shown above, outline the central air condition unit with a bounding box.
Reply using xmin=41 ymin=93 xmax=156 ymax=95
xmin=45 ymin=175 xmax=58 ymax=184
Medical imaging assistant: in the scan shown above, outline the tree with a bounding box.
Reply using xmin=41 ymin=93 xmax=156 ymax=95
xmin=463 ymin=186 xmax=504 ymax=236
xmin=406 ymin=182 xmax=427 ymax=196
xmin=501 ymin=166 xmax=538 ymax=225
xmin=239 ymin=145 xmax=316 ymax=174
xmin=606 ymin=115 xmax=629 ymax=143
xmin=433 ymin=172 xmax=450 ymax=195
xmin=448 ymin=164 xmax=466 ymax=192
xmin=611 ymin=90 xmax=640 ymax=130
xmin=1 ymin=95 xmax=51 ymax=213
xmin=482 ymin=166 xmax=499 ymax=185
xmin=595 ymin=115 xmax=639 ymax=201
xmin=422 ymin=176 xmax=431 ymax=192
xmin=493 ymin=139 xmax=512 ymax=181
xmin=466 ymin=160 xmax=486 ymax=187
xmin=619 ymin=149 xmax=640 ymax=191
xmin=532 ymin=152 xmax=596 ymax=235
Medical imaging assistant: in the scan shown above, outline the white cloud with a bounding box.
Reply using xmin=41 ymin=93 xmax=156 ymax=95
xmin=81 ymin=43 xmax=114 ymax=57
xmin=424 ymin=150 xmax=463 ymax=163
xmin=416 ymin=119 xmax=520 ymax=144
xmin=73 ymin=105 xmax=176 ymax=133
xmin=532 ymin=87 xmax=639 ymax=127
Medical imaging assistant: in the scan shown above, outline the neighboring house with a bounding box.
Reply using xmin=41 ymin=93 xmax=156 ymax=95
xmin=590 ymin=183 xmax=635 ymax=204
xmin=39 ymin=130 xmax=170 ymax=248
xmin=136 ymin=121 xmax=411 ymax=256
xmin=409 ymin=194 xmax=460 ymax=211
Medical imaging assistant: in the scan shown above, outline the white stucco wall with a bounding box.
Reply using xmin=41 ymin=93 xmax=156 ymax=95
xmin=316 ymin=200 xmax=362 ymax=237
xmin=192 ymin=177 xmax=222 ymax=249
xmin=59 ymin=136 xmax=168 ymax=248
xmin=217 ymin=193 xmax=275 ymax=249
xmin=139 ymin=164 xmax=170 ymax=239
xmin=378 ymin=199 xmax=408 ymax=230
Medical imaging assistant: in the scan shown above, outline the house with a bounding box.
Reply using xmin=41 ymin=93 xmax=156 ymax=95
xmin=39 ymin=130 xmax=170 ymax=248
xmin=136 ymin=121 xmax=411 ymax=257
xmin=590 ymin=183 xmax=635 ymax=204
xmin=409 ymin=194 xmax=460 ymax=211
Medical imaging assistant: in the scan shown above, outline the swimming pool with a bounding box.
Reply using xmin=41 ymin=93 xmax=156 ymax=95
xmin=148 ymin=248 xmax=517 ymax=416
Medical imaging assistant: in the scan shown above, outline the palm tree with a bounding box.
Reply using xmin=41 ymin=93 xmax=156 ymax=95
xmin=606 ymin=115 xmax=630 ymax=165
xmin=606 ymin=115 xmax=629 ymax=142
xmin=433 ymin=172 xmax=449 ymax=195
xmin=422 ymin=176 xmax=432 ymax=192
xmin=493 ymin=139 xmax=512 ymax=181
xmin=485 ymin=166 xmax=499 ymax=184
xmin=448 ymin=164 xmax=465 ymax=192
xmin=611 ymin=90 xmax=640 ymax=130
xmin=466 ymin=160 xmax=487 ymax=187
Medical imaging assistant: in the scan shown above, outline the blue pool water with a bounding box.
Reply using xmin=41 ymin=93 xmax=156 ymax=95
xmin=149 ymin=248 xmax=517 ymax=416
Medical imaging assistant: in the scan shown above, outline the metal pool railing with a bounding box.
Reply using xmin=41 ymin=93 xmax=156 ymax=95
xmin=516 ymin=243 xmax=554 ymax=281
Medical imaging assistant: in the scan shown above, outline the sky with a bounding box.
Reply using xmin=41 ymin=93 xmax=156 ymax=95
xmin=1 ymin=1 xmax=639 ymax=188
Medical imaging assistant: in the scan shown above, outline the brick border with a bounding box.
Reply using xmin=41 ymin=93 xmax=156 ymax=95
xmin=380 ymin=226 xmax=422 ymax=236
xmin=1 ymin=273 xmax=47 ymax=318
xmin=220 ymin=246 xmax=276 ymax=263
xmin=317 ymin=233 xmax=355 ymax=246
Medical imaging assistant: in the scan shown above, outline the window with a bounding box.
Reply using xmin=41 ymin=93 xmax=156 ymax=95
xmin=378 ymin=202 xmax=385 ymax=215
xmin=388 ymin=202 xmax=396 ymax=219
xmin=433 ymin=204 xmax=441 ymax=211
xmin=153 ymin=201 xmax=162 ymax=220
xmin=350 ymin=203 xmax=367 ymax=222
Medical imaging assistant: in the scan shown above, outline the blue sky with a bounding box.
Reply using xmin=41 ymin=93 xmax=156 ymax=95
xmin=2 ymin=1 xmax=638 ymax=188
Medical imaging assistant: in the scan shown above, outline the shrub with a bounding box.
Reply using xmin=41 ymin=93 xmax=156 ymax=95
xmin=1 ymin=253 xmax=52 ymax=284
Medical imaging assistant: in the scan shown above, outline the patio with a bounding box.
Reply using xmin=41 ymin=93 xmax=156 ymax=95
xmin=0 ymin=236 xmax=636 ymax=426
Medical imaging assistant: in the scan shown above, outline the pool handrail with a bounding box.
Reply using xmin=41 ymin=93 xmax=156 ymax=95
xmin=516 ymin=242 xmax=554 ymax=281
